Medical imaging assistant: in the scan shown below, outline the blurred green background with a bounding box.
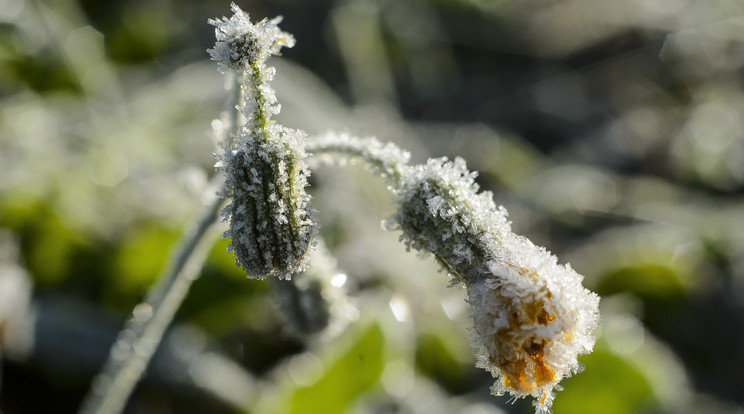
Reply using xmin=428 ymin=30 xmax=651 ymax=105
xmin=2 ymin=0 xmax=744 ymax=413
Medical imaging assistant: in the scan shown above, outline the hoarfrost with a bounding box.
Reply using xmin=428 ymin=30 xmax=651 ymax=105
xmin=387 ymin=156 xmax=599 ymax=413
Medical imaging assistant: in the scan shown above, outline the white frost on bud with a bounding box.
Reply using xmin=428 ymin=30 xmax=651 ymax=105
xmin=468 ymin=242 xmax=599 ymax=413
xmin=386 ymin=157 xmax=599 ymax=413
xmin=208 ymin=3 xmax=295 ymax=71
xmin=385 ymin=157 xmax=511 ymax=277
xmin=219 ymin=128 xmax=317 ymax=279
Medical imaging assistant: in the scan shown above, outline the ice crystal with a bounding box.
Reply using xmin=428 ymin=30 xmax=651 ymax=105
xmin=211 ymin=5 xmax=317 ymax=279
xmin=386 ymin=157 xmax=599 ymax=413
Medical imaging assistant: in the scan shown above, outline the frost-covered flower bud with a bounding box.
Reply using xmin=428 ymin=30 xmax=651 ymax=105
xmin=209 ymin=3 xmax=295 ymax=71
xmin=385 ymin=157 xmax=510 ymax=277
xmin=220 ymin=129 xmax=316 ymax=279
xmin=386 ymin=157 xmax=599 ymax=413
xmin=271 ymin=240 xmax=357 ymax=337
xmin=211 ymin=5 xmax=317 ymax=279
xmin=468 ymin=241 xmax=599 ymax=413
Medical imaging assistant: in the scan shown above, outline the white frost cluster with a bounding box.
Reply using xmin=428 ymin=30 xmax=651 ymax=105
xmin=209 ymin=3 xmax=295 ymax=71
xmin=211 ymin=5 xmax=317 ymax=279
xmin=386 ymin=157 xmax=600 ymax=413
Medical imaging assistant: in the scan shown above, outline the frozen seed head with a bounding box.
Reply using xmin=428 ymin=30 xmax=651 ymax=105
xmin=209 ymin=3 xmax=295 ymax=71
xmin=386 ymin=157 xmax=599 ymax=413
xmin=220 ymin=128 xmax=317 ymax=279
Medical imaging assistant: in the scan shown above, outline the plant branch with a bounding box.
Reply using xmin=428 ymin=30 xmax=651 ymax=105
xmin=77 ymin=185 xmax=224 ymax=414
xmin=306 ymin=133 xmax=411 ymax=187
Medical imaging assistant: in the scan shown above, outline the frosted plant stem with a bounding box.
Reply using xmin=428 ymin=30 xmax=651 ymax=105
xmin=306 ymin=133 xmax=411 ymax=187
xmin=79 ymin=54 xmax=243 ymax=414
xmin=77 ymin=189 xmax=223 ymax=414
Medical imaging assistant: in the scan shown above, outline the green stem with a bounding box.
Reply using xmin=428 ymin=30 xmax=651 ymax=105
xmin=78 ymin=69 xmax=243 ymax=414
xmin=248 ymin=63 xmax=270 ymax=136
xmin=77 ymin=187 xmax=223 ymax=414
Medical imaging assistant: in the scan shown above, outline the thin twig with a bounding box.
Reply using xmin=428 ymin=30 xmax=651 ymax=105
xmin=79 ymin=56 xmax=242 ymax=414
xmin=77 ymin=187 xmax=224 ymax=414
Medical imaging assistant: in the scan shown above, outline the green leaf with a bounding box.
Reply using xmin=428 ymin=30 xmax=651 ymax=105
xmin=3 ymin=200 xmax=88 ymax=287
xmin=24 ymin=211 xmax=82 ymax=286
xmin=415 ymin=332 xmax=479 ymax=394
xmin=599 ymin=264 xmax=685 ymax=299
xmin=107 ymin=224 xmax=179 ymax=308
xmin=287 ymin=323 xmax=385 ymax=414
xmin=552 ymin=349 xmax=656 ymax=414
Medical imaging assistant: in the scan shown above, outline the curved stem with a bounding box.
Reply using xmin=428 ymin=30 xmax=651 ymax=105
xmin=77 ymin=187 xmax=223 ymax=414
xmin=305 ymin=134 xmax=410 ymax=188
xmin=79 ymin=66 xmax=243 ymax=414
